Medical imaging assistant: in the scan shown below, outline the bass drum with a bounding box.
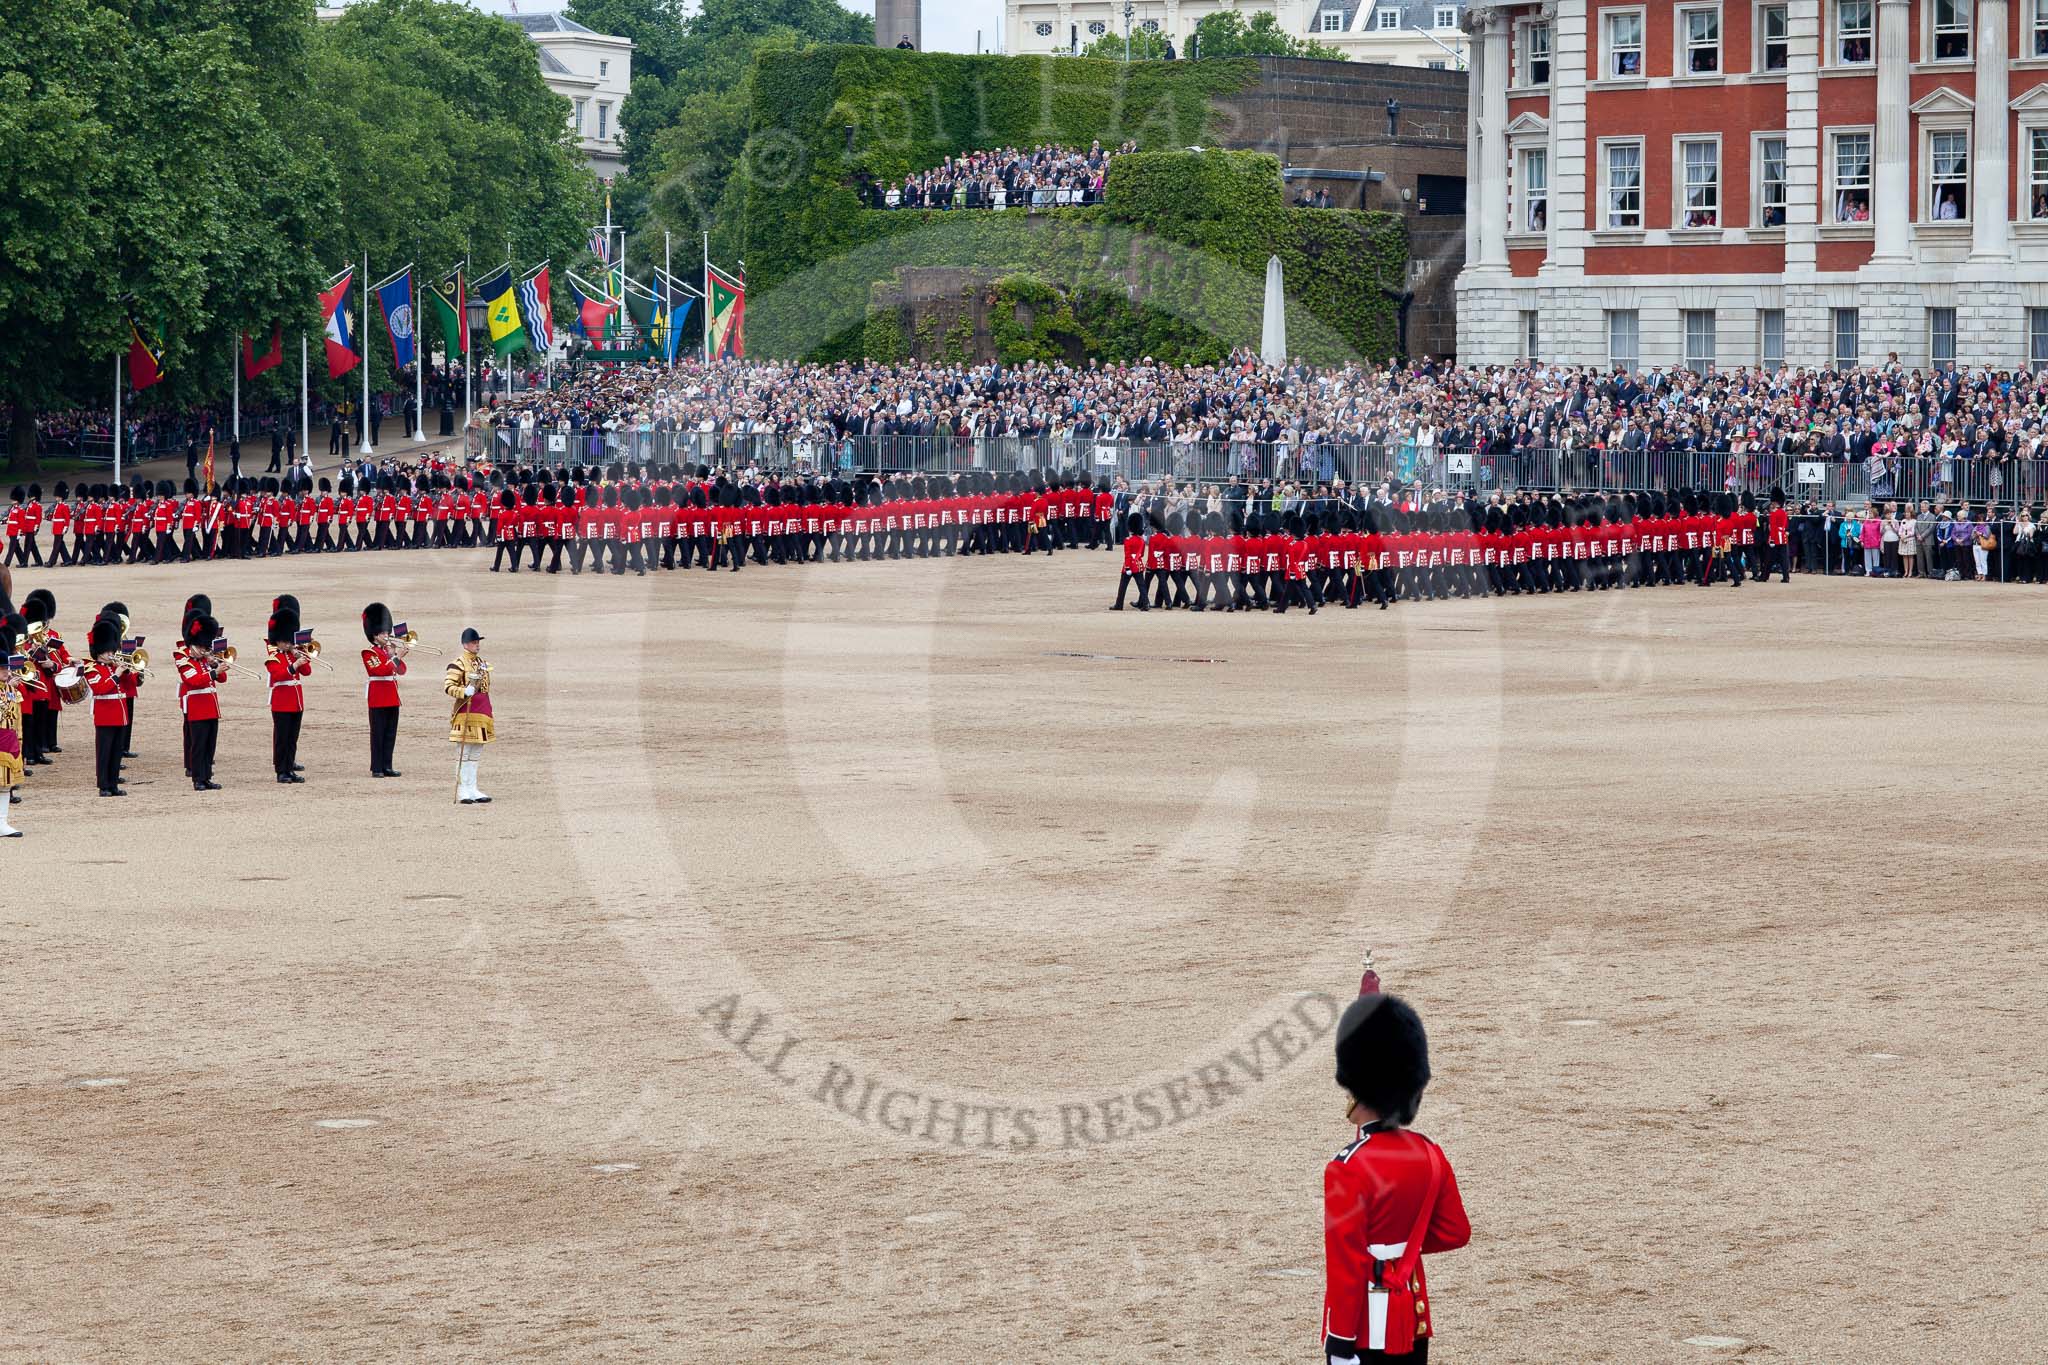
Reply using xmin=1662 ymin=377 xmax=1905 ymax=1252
xmin=53 ymin=666 xmax=89 ymax=705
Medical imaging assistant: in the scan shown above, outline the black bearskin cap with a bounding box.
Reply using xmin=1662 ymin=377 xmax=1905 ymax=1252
xmin=272 ymin=594 xmax=300 ymax=618
xmin=363 ymin=602 xmax=392 ymax=644
xmin=1333 ymin=992 xmax=1431 ymax=1126
xmin=185 ymin=613 xmax=220 ymax=651
xmin=88 ymin=616 xmax=122 ymax=659
xmin=23 ymin=589 xmax=53 ymax=623
xmin=267 ymin=608 xmax=300 ymax=648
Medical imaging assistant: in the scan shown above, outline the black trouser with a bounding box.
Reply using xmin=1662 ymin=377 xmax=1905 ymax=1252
xmin=1768 ymin=542 xmax=1790 ymax=581
xmin=368 ymin=705 xmax=400 ymax=774
xmin=186 ymin=720 xmax=216 ymax=785
xmin=546 ymin=539 xmax=564 ymax=572
xmin=1114 ymin=571 xmax=1149 ymax=610
xmin=273 ymin=710 xmax=302 ymax=776
xmin=96 ymin=724 xmax=124 ymax=793
xmin=21 ymin=706 xmax=42 ymax=762
xmin=492 ymin=538 xmax=519 ymax=572
xmin=46 ymin=534 xmax=73 ymax=567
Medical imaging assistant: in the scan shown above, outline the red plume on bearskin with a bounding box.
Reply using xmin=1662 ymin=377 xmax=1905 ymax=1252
xmin=1359 ymin=948 xmax=1381 ymax=997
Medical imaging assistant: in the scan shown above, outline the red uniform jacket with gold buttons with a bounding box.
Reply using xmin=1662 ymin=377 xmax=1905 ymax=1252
xmin=363 ymin=646 xmax=406 ymax=710
xmin=265 ymin=651 xmax=312 ymax=714
xmin=1324 ymin=1127 xmax=1469 ymax=1357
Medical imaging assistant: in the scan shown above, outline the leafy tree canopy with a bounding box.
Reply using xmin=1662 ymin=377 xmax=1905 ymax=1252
xmin=1191 ymin=11 xmax=1349 ymax=61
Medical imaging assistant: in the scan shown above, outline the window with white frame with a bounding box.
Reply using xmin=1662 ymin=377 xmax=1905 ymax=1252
xmin=1437 ymin=5 xmax=1459 ymax=29
xmin=1321 ymin=7 xmax=1346 ymax=31
xmin=2029 ymin=129 xmax=2048 ymax=219
xmin=1377 ymin=8 xmax=1402 ymax=29
xmin=1522 ymin=22 xmax=1553 ymax=83
xmin=1831 ymin=131 xmax=1872 ymax=222
xmin=1604 ymin=140 xmax=1644 ymax=227
xmin=1755 ymin=135 xmax=1788 ymax=226
xmin=574 ymin=98 xmax=587 ymax=135
xmin=1520 ymin=148 xmax=1549 ymax=231
xmin=1929 ymin=308 xmax=1957 ymax=370
xmin=1683 ymin=311 xmax=1716 ymax=373
xmin=1679 ymin=138 xmax=1720 ymax=228
xmin=1606 ymin=9 xmax=1645 ymax=77
xmin=1428 ymin=59 xmax=1448 ymax=67
xmin=1521 ymin=310 xmax=1540 ymax=359
xmin=1835 ymin=0 xmax=1873 ymax=63
xmin=598 ymin=102 xmax=610 ymax=140
xmin=1928 ymin=128 xmax=1969 ymax=221
xmin=1759 ymin=4 xmax=1790 ymax=70
xmin=1931 ymin=0 xmax=1971 ymax=60
xmin=2031 ymin=308 xmax=2048 ymax=371
xmin=1833 ymin=308 xmax=1860 ymax=367
xmin=1760 ymin=309 xmax=1786 ymax=368
xmin=1608 ymin=310 xmax=1641 ymax=370
xmin=1679 ymin=5 xmax=1722 ymax=73
xmin=599 ymin=59 xmax=609 ymax=77
xmin=2034 ymin=0 xmax=2048 ymax=55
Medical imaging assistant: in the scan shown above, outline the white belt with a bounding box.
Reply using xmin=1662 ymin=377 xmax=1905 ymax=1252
xmin=269 ymin=679 xmax=301 ymax=692
xmin=1368 ymin=1241 xmax=1407 ymax=1259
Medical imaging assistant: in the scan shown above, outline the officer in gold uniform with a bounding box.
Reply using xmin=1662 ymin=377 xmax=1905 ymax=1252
xmin=444 ymin=627 xmax=492 ymax=805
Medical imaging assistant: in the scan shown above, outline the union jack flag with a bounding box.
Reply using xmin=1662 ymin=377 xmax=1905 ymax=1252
xmin=589 ymin=226 xmax=610 ymax=265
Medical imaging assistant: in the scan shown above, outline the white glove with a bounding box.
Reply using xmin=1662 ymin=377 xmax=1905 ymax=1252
xmin=462 ymin=685 xmax=476 ymax=697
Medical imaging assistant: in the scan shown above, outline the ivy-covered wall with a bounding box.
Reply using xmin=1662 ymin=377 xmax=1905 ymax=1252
xmin=740 ymin=47 xmax=1408 ymax=365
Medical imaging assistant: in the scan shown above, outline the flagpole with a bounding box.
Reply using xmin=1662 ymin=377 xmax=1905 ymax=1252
xmin=703 ymin=231 xmax=711 ymax=365
xmin=359 ymin=250 xmax=373 ymax=455
xmin=665 ymin=231 xmax=674 ymax=369
xmin=113 ymin=353 xmax=122 ymax=488
xmin=232 ymin=338 xmax=240 ymax=443
xmin=301 ymin=332 xmax=309 ymax=478
xmin=413 ymin=268 xmax=426 ymax=443
xmin=459 ymin=259 xmax=471 ymax=450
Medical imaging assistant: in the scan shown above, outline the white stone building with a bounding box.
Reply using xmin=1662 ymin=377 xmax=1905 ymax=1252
xmin=1456 ymin=0 xmax=2048 ymax=370
xmin=510 ymin=13 xmax=633 ymax=181
xmin=1005 ymin=0 xmax=1471 ymax=68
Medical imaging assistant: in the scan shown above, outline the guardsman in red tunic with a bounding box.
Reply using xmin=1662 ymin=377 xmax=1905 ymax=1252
xmin=97 ymin=601 xmax=142 ymax=761
xmin=1324 ymin=994 xmax=1470 ymax=1364
xmin=45 ymin=487 xmax=74 ymax=567
xmin=1113 ymin=512 xmax=1149 ymax=611
xmin=84 ymin=616 xmax=131 ymax=797
xmin=361 ymin=602 xmax=408 ymax=778
xmin=1765 ymin=485 xmax=1792 ymax=582
xmin=178 ymin=610 xmax=227 ymax=790
xmin=264 ymin=607 xmax=313 ymax=784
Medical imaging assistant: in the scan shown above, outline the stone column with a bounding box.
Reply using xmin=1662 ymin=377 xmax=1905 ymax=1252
xmin=1871 ymin=0 xmax=1911 ymax=260
xmin=1972 ymin=0 xmax=2011 ymax=260
xmin=1477 ymin=7 xmax=1511 ymax=268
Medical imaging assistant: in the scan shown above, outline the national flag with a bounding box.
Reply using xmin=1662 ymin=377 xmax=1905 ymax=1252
xmin=707 ymin=264 xmax=745 ymax=360
xmin=569 ymin=278 xmax=615 ymax=340
xmin=428 ymin=270 xmax=468 ymax=358
xmin=478 ymin=266 xmax=526 ymax=355
xmin=242 ymin=328 xmax=283 ymax=380
xmin=516 ymin=267 xmax=554 ymax=354
xmin=375 ymin=269 xmax=417 ymax=371
xmin=321 ymin=271 xmax=358 ymax=379
xmin=664 ymin=297 xmax=695 ymax=364
xmin=127 ymin=318 xmax=166 ymax=390
xmin=589 ymin=225 xmax=610 ymax=265
xmin=623 ymin=280 xmax=656 ymax=339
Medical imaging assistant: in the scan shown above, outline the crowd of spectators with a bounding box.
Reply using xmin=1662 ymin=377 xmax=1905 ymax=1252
xmin=868 ymin=141 xmax=1136 ymax=211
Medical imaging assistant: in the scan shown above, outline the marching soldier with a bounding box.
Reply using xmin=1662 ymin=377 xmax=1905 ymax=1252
xmin=21 ymin=588 xmax=65 ymax=763
xmin=362 ymin=602 xmax=409 ymax=779
xmin=445 ymin=627 xmax=492 ymax=805
xmin=98 ymin=601 xmax=141 ymax=761
xmin=84 ymin=614 xmax=132 ymax=797
xmin=264 ymin=606 xmax=312 ymax=784
xmin=177 ymin=612 xmax=228 ymax=791
xmin=1323 ymin=993 xmax=1470 ymax=1364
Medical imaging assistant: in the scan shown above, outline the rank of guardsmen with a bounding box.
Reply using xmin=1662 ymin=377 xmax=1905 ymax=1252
xmin=1113 ymin=487 xmax=1791 ymax=612
xmin=1 ymin=468 xmax=1125 ymax=572
xmin=0 ymin=587 xmax=498 ymax=837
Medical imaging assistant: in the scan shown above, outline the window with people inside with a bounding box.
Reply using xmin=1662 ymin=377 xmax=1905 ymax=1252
xmin=1836 ymin=0 xmax=1872 ymax=63
xmin=1606 ymin=10 xmax=1644 ymax=77
xmin=1928 ymin=130 xmax=1968 ymax=221
xmin=1832 ymin=131 xmax=1872 ymax=223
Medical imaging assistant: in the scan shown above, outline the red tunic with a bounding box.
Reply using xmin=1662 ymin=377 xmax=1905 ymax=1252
xmin=176 ymin=652 xmax=222 ymax=722
xmin=363 ymin=646 xmax=406 ymax=710
xmin=1323 ymin=1127 xmax=1470 ymax=1356
xmin=265 ymin=651 xmax=312 ymax=714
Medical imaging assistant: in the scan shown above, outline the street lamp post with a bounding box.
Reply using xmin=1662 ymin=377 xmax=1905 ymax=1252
xmin=1124 ymin=2 xmax=1134 ymax=61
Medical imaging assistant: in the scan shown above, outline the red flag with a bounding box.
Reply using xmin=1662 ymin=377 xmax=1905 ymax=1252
xmin=321 ymin=272 xmax=358 ymax=379
xmin=243 ymin=328 xmax=283 ymax=379
xmin=128 ymin=321 xmax=165 ymax=391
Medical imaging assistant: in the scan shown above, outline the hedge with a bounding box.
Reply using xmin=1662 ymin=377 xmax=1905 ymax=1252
xmin=739 ymin=47 xmax=1408 ymax=365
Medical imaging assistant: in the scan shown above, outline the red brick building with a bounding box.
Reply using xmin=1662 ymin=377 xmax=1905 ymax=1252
xmin=1457 ymin=0 xmax=2048 ymax=370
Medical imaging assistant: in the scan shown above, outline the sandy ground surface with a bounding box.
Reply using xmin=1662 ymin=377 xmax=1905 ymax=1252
xmin=3 ymin=547 xmax=2045 ymax=1363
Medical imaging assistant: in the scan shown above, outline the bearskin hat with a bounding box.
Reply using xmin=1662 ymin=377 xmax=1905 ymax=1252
xmin=1770 ymin=485 xmax=1786 ymax=507
xmin=185 ymin=613 xmax=220 ymax=651
xmin=272 ymin=594 xmax=300 ymax=618
xmin=362 ymin=602 xmax=392 ymax=644
xmin=22 ymin=589 xmax=53 ymax=625
xmin=88 ymin=616 xmax=122 ymax=659
xmin=1333 ymin=992 xmax=1432 ymax=1126
xmin=0 ymin=611 xmax=25 ymax=654
xmin=267 ymin=608 xmax=300 ymax=648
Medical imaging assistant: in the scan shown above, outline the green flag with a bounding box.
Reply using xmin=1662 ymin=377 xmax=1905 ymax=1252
xmin=622 ymin=283 xmax=655 ymax=337
xmin=427 ymin=270 xmax=467 ymax=358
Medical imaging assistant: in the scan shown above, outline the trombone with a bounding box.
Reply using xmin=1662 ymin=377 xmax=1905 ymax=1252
xmin=117 ymin=646 xmax=152 ymax=682
xmin=386 ymin=628 xmax=443 ymax=657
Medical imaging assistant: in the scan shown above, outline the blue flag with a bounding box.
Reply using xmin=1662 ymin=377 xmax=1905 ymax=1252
xmin=375 ymin=270 xmax=417 ymax=370
xmin=664 ymin=297 xmax=693 ymax=364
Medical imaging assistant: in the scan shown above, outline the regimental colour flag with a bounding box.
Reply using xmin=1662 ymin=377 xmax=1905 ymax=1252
xmin=127 ymin=318 xmax=166 ymax=390
xmin=478 ymin=266 xmax=526 ymax=356
xmin=375 ymin=269 xmax=417 ymax=371
xmin=707 ymin=264 xmax=745 ymax=360
xmin=242 ymin=328 xmax=284 ymax=380
xmin=428 ymin=270 xmax=467 ymax=358
xmin=321 ymin=271 xmax=358 ymax=379
xmin=516 ymin=267 xmax=554 ymax=355
xmin=569 ymin=277 xmax=615 ymax=341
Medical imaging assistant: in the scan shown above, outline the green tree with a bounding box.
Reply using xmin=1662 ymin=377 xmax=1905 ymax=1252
xmin=0 ymin=0 xmax=334 ymax=474
xmin=1191 ymin=10 xmax=1349 ymax=60
xmin=1079 ymin=27 xmax=1174 ymax=61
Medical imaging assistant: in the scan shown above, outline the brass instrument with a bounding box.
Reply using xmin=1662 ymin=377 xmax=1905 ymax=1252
xmin=388 ymin=628 xmax=443 ymax=657
xmin=117 ymin=646 xmax=151 ymax=681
